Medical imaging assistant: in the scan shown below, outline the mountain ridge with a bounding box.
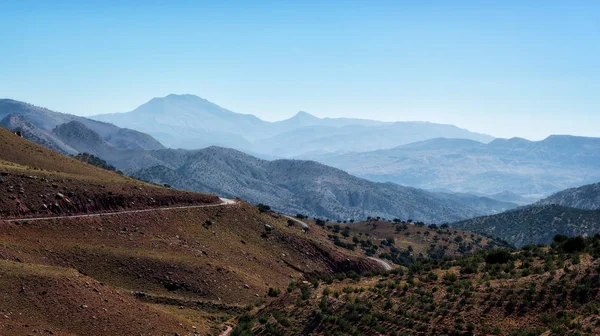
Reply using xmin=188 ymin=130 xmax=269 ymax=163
xmin=91 ymin=93 xmax=495 ymax=154
xmin=0 ymin=99 xmax=165 ymax=151
xmin=311 ymin=135 xmax=600 ymax=198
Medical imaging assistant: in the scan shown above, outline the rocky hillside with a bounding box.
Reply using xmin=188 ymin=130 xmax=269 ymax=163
xmin=0 ymin=99 xmax=164 ymax=150
xmin=536 ymin=182 xmax=600 ymax=210
xmin=118 ymin=146 xmax=515 ymax=223
xmin=452 ymin=205 xmax=600 ymax=247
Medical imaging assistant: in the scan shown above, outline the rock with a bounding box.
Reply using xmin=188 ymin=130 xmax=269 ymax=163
xmin=244 ymin=284 xmax=251 ymax=289
xmin=81 ymin=305 xmax=88 ymax=309
xmin=55 ymin=193 xmax=64 ymax=200
xmin=264 ymin=224 xmax=274 ymax=231
xmin=0 ymin=178 xmax=3 ymax=183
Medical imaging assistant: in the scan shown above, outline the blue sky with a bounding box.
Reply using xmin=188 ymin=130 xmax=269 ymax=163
xmin=1 ymin=0 xmax=599 ymax=140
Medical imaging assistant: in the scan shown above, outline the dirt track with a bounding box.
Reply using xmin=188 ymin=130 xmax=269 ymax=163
xmin=0 ymin=197 xmax=236 ymax=223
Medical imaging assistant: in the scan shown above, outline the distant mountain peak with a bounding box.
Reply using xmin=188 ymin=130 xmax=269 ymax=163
xmin=291 ymin=111 xmax=318 ymax=120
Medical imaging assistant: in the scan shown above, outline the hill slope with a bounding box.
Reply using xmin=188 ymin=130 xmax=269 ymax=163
xmin=452 ymin=205 xmax=600 ymax=247
xmin=241 ymin=238 xmax=600 ymax=336
xmin=536 ymin=182 xmax=600 ymax=210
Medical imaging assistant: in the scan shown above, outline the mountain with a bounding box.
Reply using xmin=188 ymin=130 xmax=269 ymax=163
xmin=452 ymin=204 xmax=600 ymax=247
xmin=102 ymin=146 xmax=515 ymax=223
xmin=91 ymin=94 xmax=494 ymax=155
xmin=91 ymin=94 xmax=263 ymax=151
xmin=536 ymin=181 xmax=600 ymax=210
xmin=0 ymin=99 xmax=165 ymax=150
xmin=0 ymin=103 xmax=513 ymax=223
xmin=310 ymin=136 xmax=600 ymax=198
xmin=0 ymin=114 xmax=77 ymax=155
xmin=52 ymin=120 xmax=117 ymax=157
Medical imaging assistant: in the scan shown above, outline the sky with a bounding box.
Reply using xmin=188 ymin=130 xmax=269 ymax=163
xmin=1 ymin=0 xmax=599 ymax=140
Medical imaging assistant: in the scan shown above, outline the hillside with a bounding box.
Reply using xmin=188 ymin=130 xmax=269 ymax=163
xmin=0 ymin=114 xmax=77 ymax=155
xmin=91 ymin=94 xmax=494 ymax=155
xmin=112 ymin=146 xmax=515 ymax=223
xmin=73 ymin=152 xmax=121 ymax=172
xmin=239 ymin=237 xmax=600 ymax=336
xmin=310 ymin=217 xmax=508 ymax=266
xmin=310 ymin=136 xmax=600 ymax=198
xmin=0 ymin=126 xmax=218 ymax=219
xmin=536 ymin=182 xmax=600 ymax=210
xmin=0 ymin=125 xmax=390 ymax=335
xmin=0 ymin=99 xmax=165 ymax=150
xmin=452 ymin=205 xmax=600 ymax=248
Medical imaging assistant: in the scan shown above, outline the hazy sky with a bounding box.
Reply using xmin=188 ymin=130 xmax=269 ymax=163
xmin=1 ymin=1 xmax=599 ymax=140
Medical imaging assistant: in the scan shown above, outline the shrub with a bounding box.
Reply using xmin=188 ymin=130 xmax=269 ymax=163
xmin=485 ymin=249 xmax=512 ymax=264
xmin=562 ymin=236 xmax=586 ymax=253
xmin=268 ymin=287 xmax=281 ymax=297
xmin=257 ymin=203 xmax=271 ymax=212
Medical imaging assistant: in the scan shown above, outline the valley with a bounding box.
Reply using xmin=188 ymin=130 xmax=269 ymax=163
xmin=0 ymin=125 xmax=513 ymax=335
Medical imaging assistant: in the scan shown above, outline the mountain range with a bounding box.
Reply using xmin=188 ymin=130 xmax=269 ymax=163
xmin=0 ymin=98 xmax=515 ymax=223
xmin=309 ymin=136 xmax=600 ymax=198
xmin=0 ymin=125 xmax=518 ymax=335
xmin=116 ymin=146 xmax=517 ymax=223
xmin=37 ymin=121 xmax=517 ymax=222
xmin=91 ymin=94 xmax=495 ymax=156
xmin=90 ymin=94 xmax=600 ymax=201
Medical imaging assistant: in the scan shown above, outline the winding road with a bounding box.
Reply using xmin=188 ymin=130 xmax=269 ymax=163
xmin=0 ymin=197 xmax=237 ymax=223
xmin=368 ymin=257 xmax=393 ymax=271
xmin=1 ymin=197 xmax=393 ymax=271
xmin=283 ymin=214 xmax=394 ymax=271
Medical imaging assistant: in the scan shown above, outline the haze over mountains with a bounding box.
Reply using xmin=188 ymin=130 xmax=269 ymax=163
xmin=113 ymin=146 xmax=517 ymax=223
xmin=91 ymin=94 xmax=495 ymax=156
xmin=2 ymin=96 xmax=599 ymax=225
xmin=89 ymin=94 xmax=600 ymax=200
xmin=0 ymin=99 xmax=164 ymax=151
xmin=311 ymin=136 xmax=600 ymax=198
xmin=0 ymin=98 xmax=516 ymax=223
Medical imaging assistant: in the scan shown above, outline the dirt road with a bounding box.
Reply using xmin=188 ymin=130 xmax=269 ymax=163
xmin=0 ymin=197 xmax=236 ymax=223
